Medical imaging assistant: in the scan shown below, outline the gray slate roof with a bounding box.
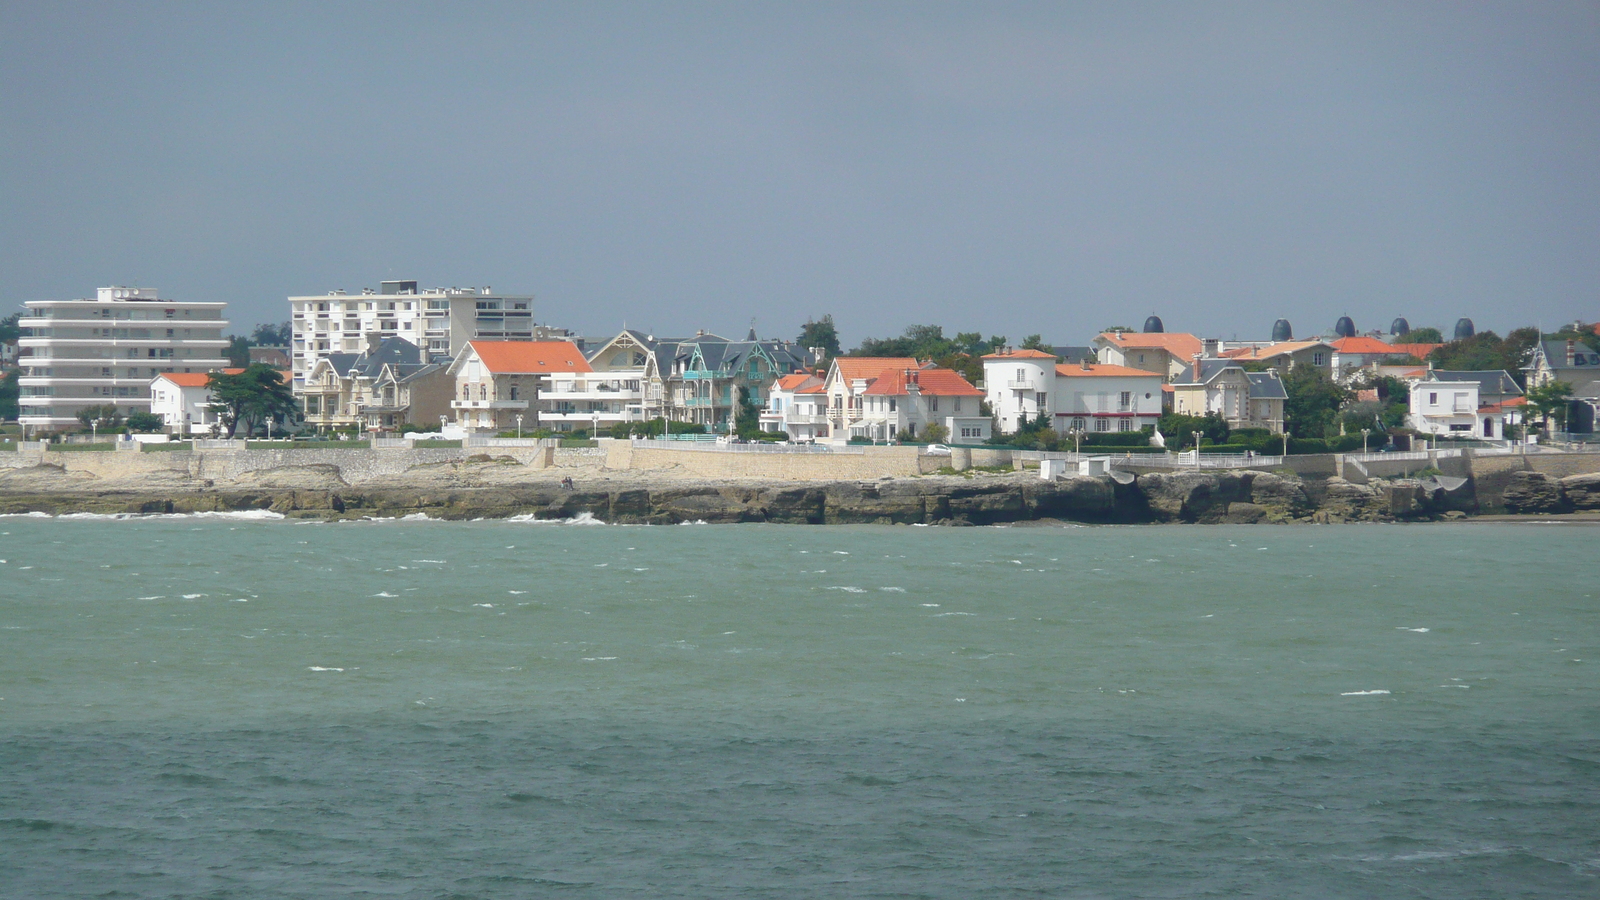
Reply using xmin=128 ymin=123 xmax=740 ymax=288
xmin=1428 ymin=369 xmax=1523 ymax=398
xmin=1246 ymin=372 xmax=1288 ymax=399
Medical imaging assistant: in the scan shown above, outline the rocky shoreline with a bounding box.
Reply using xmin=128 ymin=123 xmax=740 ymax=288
xmin=6 ymin=467 xmax=1586 ymax=525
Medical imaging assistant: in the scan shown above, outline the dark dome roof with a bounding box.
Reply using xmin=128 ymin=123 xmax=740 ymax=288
xmin=1271 ymin=319 xmax=1293 ymax=342
xmin=1334 ymin=316 xmax=1356 ymax=339
xmin=1390 ymin=317 xmax=1411 ymax=336
xmin=1142 ymin=315 xmax=1164 ymax=334
xmin=1453 ymin=318 xmax=1476 ymax=340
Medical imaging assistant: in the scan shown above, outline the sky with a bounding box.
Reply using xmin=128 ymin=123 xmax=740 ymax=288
xmin=2 ymin=2 xmax=1597 ymax=346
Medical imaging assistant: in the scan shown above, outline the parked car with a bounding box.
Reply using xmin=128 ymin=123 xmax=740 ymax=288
xmin=924 ymin=444 xmax=953 ymax=456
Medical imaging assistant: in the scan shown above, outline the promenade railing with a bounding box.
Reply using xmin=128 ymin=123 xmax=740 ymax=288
xmin=629 ymin=438 xmax=863 ymax=455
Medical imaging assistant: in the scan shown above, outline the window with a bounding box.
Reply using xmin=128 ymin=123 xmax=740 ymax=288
xmin=480 ymin=384 xmax=488 ymax=400
xmin=1095 ymin=418 xmax=1109 ymax=432
xmin=1118 ymin=419 xmax=1132 ymax=432
xmin=1428 ymin=392 xmax=1438 ymax=405
xmin=1072 ymin=418 xmax=1085 ymax=431
xmin=1312 ymin=352 xmax=1325 ymax=366
xmin=1119 ymin=391 xmax=1131 ymax=410
xmin=929 ymin=396 xmax=938 ymax=412
xmin=889 ymin=398 xmax=897 ymax=411
xmin=1037 ymin=392 xmax=1047 ymax=411
xmin=953 ymin=397 xmax=962 ymax=412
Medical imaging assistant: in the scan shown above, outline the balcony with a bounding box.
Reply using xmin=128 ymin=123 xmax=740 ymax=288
xmin=451 ymin=399 xmax=530 ymax=410
xmin=1007 ymin=378 xmax=1038 ymax=391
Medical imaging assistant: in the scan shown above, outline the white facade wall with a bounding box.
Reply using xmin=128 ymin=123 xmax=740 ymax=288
xmin=540 ymin=369 xmax=644 ymax=431
xmin=984 ymin=358 xmax=1055 ymax=433
xmin=1408 ymin=381 xmax=1480 ymax=436
xmin=17 ymin=287 xmax=229 ymax=433
xmin=290 ymin=284 xmax=534 ymax=386
xmin=148 ymin=379 xmax=222 ymax=436
xmin=1053 ymin=373 xmax=1164 ymax=434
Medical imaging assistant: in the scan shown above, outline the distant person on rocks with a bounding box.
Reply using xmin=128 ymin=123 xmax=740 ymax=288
xmin=561 ymin=476 xmax=574 ymax=490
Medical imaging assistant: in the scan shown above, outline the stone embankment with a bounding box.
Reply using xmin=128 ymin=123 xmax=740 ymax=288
xmin=2 ymin=443 xmax=1597 ymax=524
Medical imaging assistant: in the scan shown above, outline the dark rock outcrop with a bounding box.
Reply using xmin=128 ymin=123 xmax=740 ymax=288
xmin=1503 ymin=471 xmax=1567 ymax=513
xmin=1560 ymin=473 xmax=1600 ymax=510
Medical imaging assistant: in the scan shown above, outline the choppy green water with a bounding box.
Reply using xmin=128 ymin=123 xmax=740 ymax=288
xmin=1 ymin=515 xmax=1596 ymax=898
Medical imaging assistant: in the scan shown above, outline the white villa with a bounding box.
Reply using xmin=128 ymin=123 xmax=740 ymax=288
xmin=149 ymin=369 xmax=242 ymax=436
xmin=761 ymin=373 xmax=829 ymax=441
xmin=856 ymin=367 xmax=985 ymax=442
xmin=447 ymin=340 xmax=591 ymax=433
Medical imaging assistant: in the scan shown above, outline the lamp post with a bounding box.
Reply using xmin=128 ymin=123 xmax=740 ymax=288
xmin=91 ymin=420 xmax=97 ymax=443
xmin=1193 ymin=430 xmax=1202 ymax=469
xmin=515 ymin=414 xmax=523 ymax=440
xmin=1071 ymin=428 xmax=1082 ymax=457
xmin=1282 ymin=431 xmax=1289 ymax=457
xmin=1361 ymin=427 xmax=1370 ymax=453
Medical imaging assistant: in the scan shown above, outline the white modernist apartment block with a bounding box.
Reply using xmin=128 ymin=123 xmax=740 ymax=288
xmin=289 ymin=280 xmax=535 ymax=387
xmin=541 ymin=368 xmax=645 ymax=432
xmin=17 ymin=287 xmax=229 ymax=433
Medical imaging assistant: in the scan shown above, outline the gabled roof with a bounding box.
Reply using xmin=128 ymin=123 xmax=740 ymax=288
xmin=832 ymin=357 xmax=920 ymax=382
xmin=1246 ymin=372 xmax=1288 ymax=400
xmin=154 ymin=368 xmax=245 ymax=388
xmin=774 ymin=373 xmax=819 ymax=391
xmin=467 ymin=340 xmax=591 ymax=374
xmin=982 ymin=348 xmax=1057 ymax=360
xmin=1093 ymin=331 xmax=1203 ymax=359
xmin=1388 ymin=342 xmax=1443 ymax=359
xmin=1055 ymin=363 xmax=1161 ymax=378
xmin=861 ymin=367 xmax=983 ymax=397
xmin=1171 ymin=358 xmax=1240 ymax=386
xmin=1332 ymin=336 xmax=1410 ymax=355
xmin=1428 ymin=369 xmax=1523 ymax=397
xmin=1531 ymin=339 xmax=1600 ymax=369
xmin=1221 ymin=340 xmax=1333 ymax=362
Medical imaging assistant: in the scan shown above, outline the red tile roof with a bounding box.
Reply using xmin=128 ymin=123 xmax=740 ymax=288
xmin=1055 ymin=363 xmax=1161 ymax=378
xmin=774 ymin=374 xmax=814 ymax=391
xmin=155 ymin=369 xmax=245 ymax=387
xmin=468 ymin=341 xmax=591 ymax=374
xmin=982 ymin=348 xmax=1057 ymax=359
xmin=1223 ymin=340 xmax=1333 ymax=361
xmin=1095 ymin=332 xmax=1204 ymax=359
xmin=832 ymin=357 xmax=919 ymax=382
xmin=1331 ymin=336 xmax=1405 ymax=354
xmin=1389 ymin=343 xmax=1443 ymax=359
xmin=861 ymin=367 xmax=983 ymax=397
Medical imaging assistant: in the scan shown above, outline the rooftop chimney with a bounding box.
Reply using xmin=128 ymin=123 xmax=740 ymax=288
xmin=1192 ymin=353 xmax=1203 ymax=382
xmin=1080 ymin=357 xmax=1091 ymax=371
xmin=1568 ymin=339 xmax=1577 ymax=366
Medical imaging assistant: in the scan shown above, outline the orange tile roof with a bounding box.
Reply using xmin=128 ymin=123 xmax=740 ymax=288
xmin=1389 ymin=343 xmax=1442 ymax=359
xmin=1331 ymin=336 xmax=1406 ymax=354
xmin=775 ymin=374 xmax=815 ymax=391
xmin=1224 ymin=340 xmax=1333 ymax=361
xmin=833 ymin=357 xmax=919 ymax=382
xmin=155 ymin=368 xmax=245 ymax=387
xmin=468 ymin=341 xmax=591 ymax=373
xmin=861 ymin=367 xmax=983 ymax=397
xmin=1055 ymin=363 xmax=1161 ymax=378
xmin=1095 ymin=332 xmax=1204 ymax=358
xmin=982 ymin=348 xmax=1057 ymax=359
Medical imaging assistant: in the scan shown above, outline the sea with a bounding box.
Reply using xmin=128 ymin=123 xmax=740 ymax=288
xmin=0 ymin=514 xmax=1596 ymax=899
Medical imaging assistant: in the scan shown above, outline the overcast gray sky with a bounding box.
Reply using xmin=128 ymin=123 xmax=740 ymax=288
xmin=3 ymin=2 xmax=1596 ymax=345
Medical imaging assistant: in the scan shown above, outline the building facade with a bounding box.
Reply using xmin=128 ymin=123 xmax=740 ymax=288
xmin=1169 ymin=359 xmax=1287 ymax=433
xmin=17 ymin=287 xmax=229 ymax=435
xmin=289 ymin=280 xmax=539 ymax=387
xmin=448 ymin=340 xmax=591 ymax=433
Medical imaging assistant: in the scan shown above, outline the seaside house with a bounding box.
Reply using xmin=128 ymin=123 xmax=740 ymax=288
xmin=1328 ymin=336 xmax=1440 ymax=382
xmin=1524 ymin=338 xmax=1600 ymax=433
xmin=298 ymin=336 xmax=448 ymax=433
xmin=1052 ymin=360 xmax=1165 ymax=435
xmin=640 ymin=331 xmax=818 ymax=431
xmin=448 ymin=340 xmax=590 ymax=433
xmin=981 ymin=348 xmax=1059 ymax=433
xmin=761 ymin=373 xmax=829 ymax=441
xmin=1091 ymin=330 xmax=1204 ymax=382
xmin=1409 ymin=370 xmax=1524 ymax=440
xmin=855 ymin=366 xmax=985 ymax=442
xmin=822 ymin=356 xmax=921 ymax=438
xmin=1219 ymin=340 xmax=1336 ymax=375
xmin=149 ymin=368 xmax=243 ymax=436
xmin=1169 ymin=358 xmax=1286 ymax=433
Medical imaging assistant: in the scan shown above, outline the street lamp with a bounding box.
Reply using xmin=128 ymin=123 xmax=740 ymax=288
xmin=1193 ymin=430 xmax=1202 ymax=469
xmin=515 ymin=414 xmax=523 ymax=440
xmin=1361 ymin=427 xmax=1370 ymax=453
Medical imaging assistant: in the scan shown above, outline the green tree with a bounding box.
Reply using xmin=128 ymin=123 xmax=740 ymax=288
xmin=1019 ymin=334 xmax=1048 ymax=351
xmin=921 ymin=422 xmax=949 ymax=444
xmin=76 ymin=404 xmax=123 ymax=432
xmin=0 ymin=311 xmax=21 ymax=344
xmin=126 ymin=411 xmax=165 ymax=433
xmin=250 ymin=321 xmax=293 ymax=346
xmin=797 ymin=315 xmax=842 ymax=360
xmin=224 ymin=335 xmax=251 ymax=367
xmin=1102 ymin=325 xmax=1133 ymax=333
xmin=1546 ymin=323 xmax=1600 ymax=354
xmin=207 ymin=365 xmax=297 ymax=437
xmin=734 ymin=385 xmax=763 ymax=439
xmin=1524 ymin=380 xmax=1575 ymax=434
xmin=1281 ymin=365 xmax=1351 ymax=438
xmin=1158 ymin=412 xmax=1230 ymax=446
xmin=1425 ymin=328 xmax=1538 ymax=386
xmin=1402 ymin=326 xmax=1444 ymax=343
xmin=0 ymin=368 xmax=18 ymax=420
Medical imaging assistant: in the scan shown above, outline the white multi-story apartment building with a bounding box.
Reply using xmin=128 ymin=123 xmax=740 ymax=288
xmin=288 ymin=280 xmax=537 ymax=387
xmin=17 ymin=286 xmax=229 ymax=435
xmin=982 ymin=349 xmax=1165 ymax=435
